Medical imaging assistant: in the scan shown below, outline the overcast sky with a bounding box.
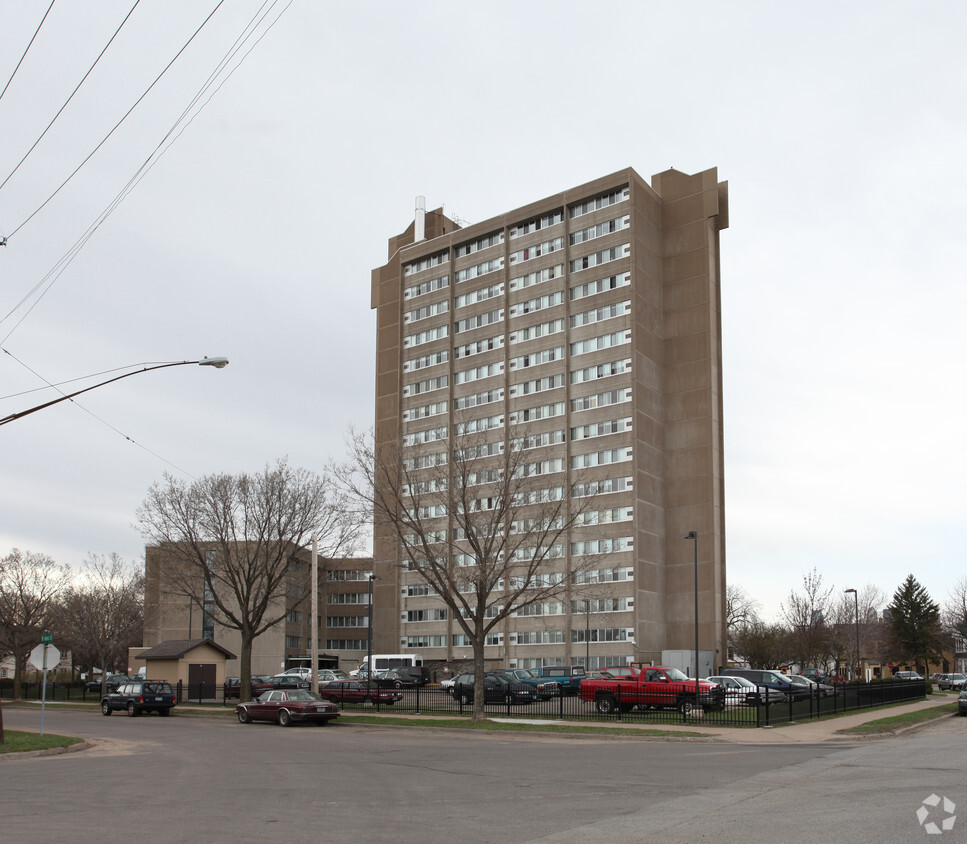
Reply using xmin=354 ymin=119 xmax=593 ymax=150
xmin=1 ymin=1 xmax=964 ymax=620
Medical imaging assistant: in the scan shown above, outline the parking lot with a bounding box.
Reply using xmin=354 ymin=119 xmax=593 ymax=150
xmin=2 ymin=704 xmax=965 ymax=842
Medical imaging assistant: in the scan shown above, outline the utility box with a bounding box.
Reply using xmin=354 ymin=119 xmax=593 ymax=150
xmin=662 ymin=649 xmax=716 ymax=679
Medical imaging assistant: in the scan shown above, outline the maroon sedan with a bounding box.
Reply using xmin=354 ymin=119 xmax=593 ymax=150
xmin=236 ymin=689 xmax=340 ymax=727
xmin=321 ymin=680 xmax=402 ymax=705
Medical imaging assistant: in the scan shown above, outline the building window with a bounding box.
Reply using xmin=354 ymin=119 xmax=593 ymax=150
xmin=403 ymin=375 xmax=448 ymax=397
xmin=455 ymin=231 xmax=504 ymax=256
xmin=572 ymin=507 xmax=634 ymax=526
xmin=509 ymin=210 xmax=563 ymax=238
xmin=570 ymin=272 xmax=631 ymax=301
xmin=404 ymin=274 xmax=449 ymax=300
xmin=515 ymin=630 xmax=566 ymax=645
xmin=570 ymin=330 xmax=632 ymax=356
xmin=570 ymin=301 xmax=631 ymax=328
xmin=571 ymin=477 xmax=633 ymax=498
xmin=327 ymin=570 xmax=375 ymax=582
xmin=510 ymin=373 xmax=564 ymax=397
xmin=571 ymin=537 xmax=634 ymax=555
xmin=572 ymin=567 xmax=635 ymax=585
xmin=327 ymin=593 xmax=371 ymax=605
xmin=403 ymin=426 xmax=448 ymax=447
xmin=453 ymin=389 xmax=503 ymax=411
xmin=402 ymin=400 xmax=448 ymax=421
xmin=327 ymin=639 xmax=368 ymax=650
xmin=513 ymin=429 xmax=565 ymax=450
xmin=570 ymin=389 xmax=632 ymax=412
xmin=509 ymin=319 xmax=564 ymax=344
xmin=454 ymin=335 xmax=504 ymax=359
xmin=404 ymin=325 xmax=449 ymax=348
xmin=406 ymin=608 xmax=448 ymax=622
xmin=570 ymin=359 xmax=631 ymax=384
xmin=404 ymin=299 xmax=449 ymax=324
xmin=326 ymin=616 xmax=369 ymax=628
xmin=404 ymin=350 xmax=449 ymax=373
xmin=456 ymin=283 xmax=504 ymax=308
xmin=571 ymin=628 xmax=631 ymax=643
xmin=570 ymin=447 xmax=633 ymax=469
xmin=510 ymin=402 xmax=565 ymax=423
xmin=285 ymin=635 xmax=302 ymax=649
xmin=510 ymin=346 xmax=565 ymax=370
xmin=509 ymin=291 xmax=564 ymax=318
xmin=568 ymin=186 xmax=630 ymax=219
xmin=404 ymin=635 xmax=447 ymax=648
xmin=404 ymin=251 xmax=449 ymax=276
xmin=509 ymin=237 xmax=564 ymax=265
xmin=569 ymin=215 xmax=630 ymax=246
xmin=509 ymin=263 xmax=564 ymax=292
xmin=570 ymin=417 xmax=632 ymax=441
xmin=455 ymin=310 xmax=504 ymax=334
xmin=456 ymin=258 xmax=504 ymax=283
xmin=569 ymin=243 xmax=631 ymax=273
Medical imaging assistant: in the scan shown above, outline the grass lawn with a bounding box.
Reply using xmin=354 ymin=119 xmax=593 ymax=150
xmin=837 ymin=702 xmax=958 ymax=734
xmin=0 ymin=730 xmax=84 ymax=755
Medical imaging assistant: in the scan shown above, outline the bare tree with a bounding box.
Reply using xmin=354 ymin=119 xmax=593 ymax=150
xmin=729 ymin=620 xmax=790 ymax=670
xmin=135 ymin=458 xmax=362 ymax=702
xmin=942 ymin=576 xmax=967 ymax=637
xmin=780 ymin=568 xmax=835 ymax=670
xmin=830 ymin=584 xmax=886 ymax=676
xmin=0 ymin=548 xmax=69 ymax=698
xmin=340 ymin=427 xmax=603 ymax=722
xmin=726 ymin=584 xmax=761 ymax=633
xmin=55 ymin=553 xmax=144 ymax=693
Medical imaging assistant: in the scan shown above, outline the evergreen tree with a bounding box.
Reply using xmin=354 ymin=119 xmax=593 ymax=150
xmin=887 ymin=574 xmax=944 ymax=672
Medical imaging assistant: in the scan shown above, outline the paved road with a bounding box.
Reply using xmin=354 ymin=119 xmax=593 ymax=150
xmin=1 ymin=706 xmax=964 ymax=842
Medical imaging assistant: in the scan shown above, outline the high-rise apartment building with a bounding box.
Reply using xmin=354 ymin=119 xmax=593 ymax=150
xmin=370 ymin=167 xmax=728 ymax=672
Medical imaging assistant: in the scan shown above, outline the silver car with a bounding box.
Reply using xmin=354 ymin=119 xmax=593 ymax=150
xmin=705 ymin=675 xmax=786 ymax=705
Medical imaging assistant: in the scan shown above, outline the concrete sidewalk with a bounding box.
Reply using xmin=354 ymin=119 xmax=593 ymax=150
xmin=581 ymin=695 xmax=957 ymax=744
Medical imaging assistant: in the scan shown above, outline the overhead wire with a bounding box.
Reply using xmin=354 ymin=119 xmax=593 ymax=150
xmin=0 ymin=1 xmax=142 ymax=195
xmin=0 ymin=0 xmax=291 ymax=345
xmin=0 ymin=0 xmax=56 ymax=105
xmin=1 ymin=0 xmax=292 ymax=476
xmin=4 ymin=0 xmax=227 ymax=242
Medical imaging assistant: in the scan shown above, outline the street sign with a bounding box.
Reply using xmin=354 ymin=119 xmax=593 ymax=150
xmin=29 ymin=644 xmax=61 ymax=671
xmin=41 ymin=633 xmax=52 ymax=643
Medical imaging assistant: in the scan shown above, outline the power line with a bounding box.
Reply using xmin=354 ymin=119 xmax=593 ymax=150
xmin=0 ymin=0 xmax=56 ymax=105
xmin=0 ymin=0 xmax=293 ymax=345
xmin=5 ymin=0 xmax=226 ymax=241
xmin=0 ymin=1 xmax=142 ymax=195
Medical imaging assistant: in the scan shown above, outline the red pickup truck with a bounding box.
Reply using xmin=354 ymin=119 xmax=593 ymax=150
xmin=580 ymin=666 xmax=725 ymax=716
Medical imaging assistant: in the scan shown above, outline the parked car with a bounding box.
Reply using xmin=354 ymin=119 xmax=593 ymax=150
xmin=786 ymin=674 xmax=836 ymax=697
xmin=959 ymin=689 xmax=967 ymax=716
xmin=440 ymin=675 xmax=456 ymax=690
xmin=86 ymin=673 xmax=132 ymax=693
xmin=384 ymin=665 xmax=430 ymax=686
xmin=530 ymin=665 xmax=587 ymax=695
xmin=101 ymin=680 xmax=176 ymax=717
xmin=449 ymin=673 xmax=538 ymax=705
xmin=938 ymin=673 xmax=967 ymax=691
xmin=720 ymin=668 xmax=811 ymax=701
xmin=489 ymin=669 xmax=560 ymax=699
xmin=376 ymin=668 xmax=418 ymax=689
xmin=316 ymin=669 xmax=351 ymax=685
xmin=705 ymin=675 xmax=785 ymax=705
xmin=599 ymin=666 xmax=640 ymax=679
xmin=269 ymin=673 xmax=309 ymax=689
xmin=224 ymin=676 xmax=275 ymax=699
xmin=800 ymin=668 xmax=831 ymax=684
xmin=281 ymin=667 xmax=313 ymax=681
xmin=236 ymin=689 xmax=340 ymax=726
xmin=894 ymin=671 xmax=925 ymax=681
xmin=320 ymin=680 xmax=402 ymax=705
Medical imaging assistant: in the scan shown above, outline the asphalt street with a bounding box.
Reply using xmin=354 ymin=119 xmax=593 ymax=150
xmin=1 ymin=705 xmax=963 ymax=842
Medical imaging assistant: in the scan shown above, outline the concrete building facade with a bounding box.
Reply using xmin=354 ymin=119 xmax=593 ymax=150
xmin=370 ymin=166 xmax=729 ymax=672
xmin=142 ymin=544 xmax=374 ymax=677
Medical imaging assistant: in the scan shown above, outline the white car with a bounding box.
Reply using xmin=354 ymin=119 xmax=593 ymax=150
xmin=440 ymin=676 xmax=456 ymax=690
xmin=282 ymin=667 xmax=312 ymax=681
xmin=317 ymin=669 xmax=351 ymax=684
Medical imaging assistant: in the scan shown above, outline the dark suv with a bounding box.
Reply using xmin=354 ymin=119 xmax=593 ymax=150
xmin=449 ymin=673 xmax=538 ymax=705
xmin=102 ymin=680 xmax=176 ymax=717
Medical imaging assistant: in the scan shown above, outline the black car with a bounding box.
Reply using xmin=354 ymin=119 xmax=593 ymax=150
xmin=449 ymin=673 xmax=538 ymax=705
xmin=101 ymin=680 xmax=176 ymax=716
xmin=85 ymin=673 xmax=132 ymax=693
xmin=269 ymin=673 xmax=309 ymax=690
xmin=386 ymin=665 xmax=431 ymax=687
xmin=376 ymin=669 xmax=418 ymax=689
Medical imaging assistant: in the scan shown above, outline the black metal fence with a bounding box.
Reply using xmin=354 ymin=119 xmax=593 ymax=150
xmin=1 ymin=678 xmax=928 ymax=728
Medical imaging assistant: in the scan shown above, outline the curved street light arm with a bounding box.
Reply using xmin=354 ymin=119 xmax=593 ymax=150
xmin=0 ymin=357 xmax=228 ymax=426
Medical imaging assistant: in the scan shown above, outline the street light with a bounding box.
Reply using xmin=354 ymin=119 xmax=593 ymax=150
xmin=366 ymin=573 xmax=380 ymax=695
xmin=684 ymin=531 xmax=699 ymax=700
xmin=0 ymin=357 xmax=229 ymax=426
xmin=844 ymin=588 xmax=860 ymax=682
